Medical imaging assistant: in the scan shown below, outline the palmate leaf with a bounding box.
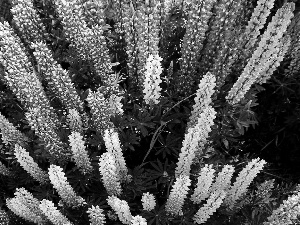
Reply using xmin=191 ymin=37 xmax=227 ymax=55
xmin=156 ymin=132 xmax=181 ymax=158
xmin=119 ymin=129 xmax=140 ymax=151
xmin=128 ymin=104 xmax=156 ymax=137
xmin=125 ymin=165 xmax=155 ymax=199
xmin=146 ymin=158 xmax=172 ymax=185
xmin=142 ymin=204 xmax=170 ymax=225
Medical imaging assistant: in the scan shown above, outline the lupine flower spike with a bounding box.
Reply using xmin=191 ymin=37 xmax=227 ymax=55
xmin=14 ymin=144 xmax=49 ymax=184
xmin=39 ymin=199 xmax=73 ymax=225
xmin=98 ymin=152 xmax=122 ymax=196
xmin=224 ymin=158 xmax=266 ymax=209
xmin=226 ymin=2 xmax=295 ymax=105
xmin=143 ymin=54 xmax=163 ymax=105
xmin=87 ymin=205 xmax=106 ymax=225
xmin=6 ymin=188 xmax=47 ymax=224
xmin=107 ymin=195 xmax=132 ymax=225
xmin=48 ymin=164 xmax=86 ymax=208
xmin=165 ymin=175 xmax=191 ymax=216
xmin=141 ymin=192 xmax=156 ymax=211
xmin=68 ymin=131 xmax=93 ymax=175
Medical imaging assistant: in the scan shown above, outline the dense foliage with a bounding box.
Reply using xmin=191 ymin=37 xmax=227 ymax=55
xmin=0 ymin=0 xmax=300 ymax=224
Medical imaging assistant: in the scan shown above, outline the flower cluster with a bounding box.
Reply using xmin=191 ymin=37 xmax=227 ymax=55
xmin=86 ymin=88 xmax=120 ymax=134
xmin=240 ymin=0 xmax=275 ymax=59
xmin=31 ymin=41 xmax=85 ymax=115
xmin=191 ymin=164 xmax=215 ymax=204
xmin=141 ymin=192 xmax=156 ymax=211
xmin=107 ymin=195 xmax=132 ymax=225
xmin=48 ymin=164 xmax=86 ymax=208
xmin=0 ymin=21 xmax=59 ymax=126
xmin=10 ymin=0 xmax=47 ymax=43
xmin=287 ymin=13 xmax=300 ymax=77
xmin=264 ymin=190 xmax=300 ymax=225
xmin=98 ymin=152 xmax=122 ymax=196
xmin=177 ymin=0 xmax=216 ymax=95
xmin=209 ymin=164 xmax=235 ymax=194
xmin=165 ymin=175 xmax=191 ymax=216
xmin=81 ymin=0 xmax=106 ymax=27
xmin=53 ymin=0 xmax=112 ymax=85
xmin=14 ymin=144 xmax=49 ymax=184
xmin=25 ymin=106 xmax=70 ymax=163
xmin=116 ymin=1 xmax=139 ymax=87
xmin=39 ymin=199 xmax=73 ymax=225
xmin=68 ymin=131 xmax=93 ymax=175
xmin=226 ymin=2 xmax=295 ymax=105
xmin=224 ymin=158 xmax=266 ymax=209
xmin=86 ymin=205 xmax=106 ymax=225
xmin=103 ymin=128 xmax=128 ymax=183
xmin=193 ymin=190 xmax=226 ymax=224
xmin=175 ymin=105 xmax=216 ymax=178
xmin=134 ymin=1 xmax=162 ymax=88
xmin=256 ymin=34 xmax=291 ymax=84
xmin=198 ymin=0 xmax=244 ymax=86
xmin=143 ymin=54 xmax=163 ymax=105
xmin=131 ymin=215 xmax=147 ymax=225
xmin=6 ymin=188 xmax=47 ymax=224
xmin=66 ymin=108 xmax=84 ymax=134
xmin=0 ymin=112 xmax=29 ymax=148
xmin=187 ymin=72 xmax=216 ymax=130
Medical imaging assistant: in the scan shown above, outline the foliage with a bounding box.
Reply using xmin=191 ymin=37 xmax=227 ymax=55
xmin=0 ymin=0 xmax=300 ymax=225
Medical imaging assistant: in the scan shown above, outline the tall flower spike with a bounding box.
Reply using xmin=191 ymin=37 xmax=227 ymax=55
xmin=103 ymin=128 xmax=128 ymax=183
xmin=134 ymin=1 xmax=162 ymax=89
xmin=209 ymin=0 xmax=247 ymax=87
xmin=263 ymin=190 xmax=300 ymax=225
xmin=141 ymin=192 xmax=156 ymax=211
xmin=0 ymin=21 xmax=59 ymax=128
xmin=81 ymin=0 xmax=106 ymax=27
xmin=287 ymin=14 xmax=300 ymax=77
xmin=53 ymin=0 xmax=112 ymax=85
xmin=209 ymin=164 xmax=235 ymax=194
xmin=187 ymin=72 xmax=216 ymax=130
xmin=14 ymin=144 xmax=49 ymax=184
xmin=175 ymin=105 xmax=216 ymax=179
xmin=256 ymin=34 xmax=291 ymax=84
xmin=131 ymin=215 xmax=147 ymax=225
xmin=118 ymin=1 xmax=140 ymax=88
xmin=177 ymin=0 xmax=216 ymax=95
xmin=68 ymin=131 xmax=93 ymax=175
xmin=87 ymin=205 xmax=106 ymax=225
xmin=98 ymin=152 xmax=122 ymax=196
xmin=193 ymin=190 xmax=226 ymax=224
xmin=6 ymin=188 xmax=47 ymax=224
xmin=86 ymin=88 xmax=115 ymax=135
xmin=0 ymin=112 xmax=29 ymax=148
xmin=39 ymin=199 xmax=73 ymax=225
xmin=191 ymin=164 xmax=215 ymax=204
xmin=198 ymin=0 xmax=238 ymax=78
xmin=66 ymin=108 xmax=84 ymax=135
xmin=25 ymin=106 xmax=70 ymax=163
xmin=224 ymin=158 xmax=266 ymax=209
xmin=165 ymin=175 xmax=191 ymax=216
xmin=107 ymin=196 xmax=132 ymax=225
xmin=48 ymin=164 xmax=86 ymax=208
xmin=143 ymin=54 xmax=163 ymax=105
xmin=31 ymin=41 xmax=85 ymax=115
xmin=10 ymin=0 xmax=48 ymax=43
xmin=226 ymin=2 xmax=295 ymax=105
xmin=233 ymin=0 xmax=275 ymax=70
